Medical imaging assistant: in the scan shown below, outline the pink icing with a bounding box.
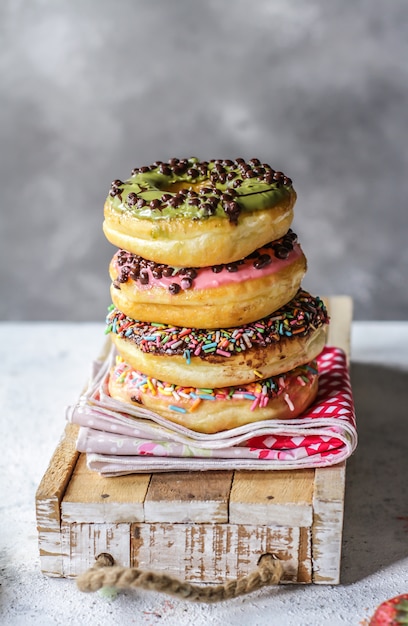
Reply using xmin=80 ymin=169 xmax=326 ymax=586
xmin=192 ymin=243 xmax=303 ymax=289
xmin=114 ymin=243 xmax=304 ymax=293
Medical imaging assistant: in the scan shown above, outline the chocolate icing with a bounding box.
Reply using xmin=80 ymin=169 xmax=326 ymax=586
xmin=106 ymin=157 xmax=295 ymax=224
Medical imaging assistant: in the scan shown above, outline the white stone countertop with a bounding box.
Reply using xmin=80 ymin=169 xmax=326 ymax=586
xmin=1 ymin=321 xmax=408 ymax=626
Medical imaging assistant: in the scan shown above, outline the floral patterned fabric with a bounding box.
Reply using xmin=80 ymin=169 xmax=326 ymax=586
xmin=67 ymin=345 xmax=357 ymax=476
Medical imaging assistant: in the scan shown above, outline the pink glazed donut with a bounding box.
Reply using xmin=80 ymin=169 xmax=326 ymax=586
xmin=109 ymin=230 xmax=307 ymax=329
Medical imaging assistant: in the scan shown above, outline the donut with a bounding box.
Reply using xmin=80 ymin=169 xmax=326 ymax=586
xmin=108 ymin=355 xmax=319 ymax=434
xmin=109 ymin=230 xmax=307 ymax=329
xmin=105 ymin=289 xmax=329 ymax=389
xmin=103 ymin=157 xmax=296 ymax=267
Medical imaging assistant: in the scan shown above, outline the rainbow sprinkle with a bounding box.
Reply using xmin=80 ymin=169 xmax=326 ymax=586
xmin=111 ymin=356 xmax=317 ymax=414
xmin=105 ymin=289 xmax=329 ymax=363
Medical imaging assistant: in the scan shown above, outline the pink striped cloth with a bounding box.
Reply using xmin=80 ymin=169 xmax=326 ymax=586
xmin=67 ymin=345 xmax=357 ymax=476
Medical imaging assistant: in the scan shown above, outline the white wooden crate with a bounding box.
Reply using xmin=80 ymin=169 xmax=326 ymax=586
xmin=36 ymin=296 xmax=352 ymax=585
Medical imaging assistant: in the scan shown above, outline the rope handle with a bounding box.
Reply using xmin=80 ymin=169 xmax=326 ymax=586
xmin=77 ymin=552 xmax=283 ymax=603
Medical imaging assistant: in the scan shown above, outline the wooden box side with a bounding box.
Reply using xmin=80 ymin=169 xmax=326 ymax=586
xmin=324 ymin=295 xmax=353 ymax=358
xmin=35 ymin=422 xmax=80 ymax=576
xmin=130 ymin=521 xmax=312 ymax=584
xmin=312 ymin=462 xmax=346 ymax=584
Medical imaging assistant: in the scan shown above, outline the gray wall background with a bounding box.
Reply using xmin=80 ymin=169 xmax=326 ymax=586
xmin=1 ymin=0 xmax=407 ymax=321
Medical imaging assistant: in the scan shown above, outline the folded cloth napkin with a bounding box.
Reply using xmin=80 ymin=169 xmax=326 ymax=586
xmin=67 ymin=345 xmax=357 ymax=476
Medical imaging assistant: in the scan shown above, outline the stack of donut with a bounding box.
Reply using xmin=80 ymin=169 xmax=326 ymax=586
xmin=103 ymin=157 xmax=329 ymax=434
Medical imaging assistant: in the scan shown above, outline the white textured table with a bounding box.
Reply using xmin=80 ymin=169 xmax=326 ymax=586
xmin=1 ymin=322 xmax=408 ymax=626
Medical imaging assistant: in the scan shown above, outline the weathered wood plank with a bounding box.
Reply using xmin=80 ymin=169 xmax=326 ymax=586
xmin=297 ymin=526 xmax=312 ymax=583
xmin=144 ymin=471 xmax=233 ymax=523
xmin=36 ymin=422 xmax=80 ymax=530
xmin=324 ymin=295 xmax=353 ymax=359
xmin=229 ymin=469 xmax=315 ymax=527
xmin=37 ymin=528 xmax=65 ymax=577
xmin=61 ymin=454 xmax=150 ymax=523
xmin=36 ymin=422 xmax=80 ymax=576
xmin=314 ymin=462 xmax=346 ymax=503
xmin=61 ymin=522 xmax=131 ymax=578
xmin=131 ymin=522 xmax=303 ymax=583
xmin=235 ymin=524 xmax=300 ymax=582
xmin=312 ymin=462 xmax=346 ymax=584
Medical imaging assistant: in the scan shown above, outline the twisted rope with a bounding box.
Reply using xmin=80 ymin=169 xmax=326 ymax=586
xmin=77 ymin=552 xmax=283 ymax=603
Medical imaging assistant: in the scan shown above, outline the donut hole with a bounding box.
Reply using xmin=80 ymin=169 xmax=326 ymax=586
xmin=161 ymin=181 xmax=208 ymax=194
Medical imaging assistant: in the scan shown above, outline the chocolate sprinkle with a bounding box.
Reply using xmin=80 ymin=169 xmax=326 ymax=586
xmin=127 ymin=192 xmax=138 ymax=206
xmin=253 ymin=254 xmax=272 ymax=269
xmin=111 ymin=158 xmax=294 ymax=224
xmin=169 ymin=283 xmax=181 ymax=294
xmin=112 ymin=230 xmax=299 ymax=293
xmin=180 ymin=277 xmax=193 ymax=290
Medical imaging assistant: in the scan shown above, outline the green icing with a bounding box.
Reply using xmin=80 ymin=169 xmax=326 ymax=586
xmin=107 ymin=157 xmax=294 ymax=221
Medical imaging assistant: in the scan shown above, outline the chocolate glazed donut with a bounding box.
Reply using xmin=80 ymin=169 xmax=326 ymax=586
xmin=105 ymin=289 xmax=329 ymax=389
xmin=103 ymin=157 xmax=297 ymax=267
